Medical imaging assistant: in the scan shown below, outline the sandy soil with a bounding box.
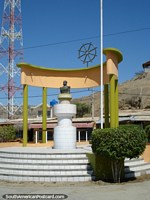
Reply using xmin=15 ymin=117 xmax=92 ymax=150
xmin=142 ymin=144 xmax=150 ymax=162
xmin=0 ymin=141 xmax=90 ymax=148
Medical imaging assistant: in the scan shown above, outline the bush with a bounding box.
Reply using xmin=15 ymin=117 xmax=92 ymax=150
xmin=0 ymin=125 xmax=16 ymax=142
xmin=91 ymin=125 xmax=147 ymax=182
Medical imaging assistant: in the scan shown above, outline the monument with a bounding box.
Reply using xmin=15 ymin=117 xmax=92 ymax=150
xmin=54 ymin=81 xmax=77 ymax=149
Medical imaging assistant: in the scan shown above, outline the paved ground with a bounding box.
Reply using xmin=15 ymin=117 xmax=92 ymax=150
xmin=0 ymin=180 xmax=150 ymax=200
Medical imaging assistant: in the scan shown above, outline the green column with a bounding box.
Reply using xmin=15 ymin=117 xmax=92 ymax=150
xmin=104 ymin=84 xmax=109 ymax=128
xmin=23 ymin=84 xmax=28 ymax=147
xmin=42 ymin=87 xmax=47 ymax=143
xmin=115 ymin=79 xmax=119 ymax=127
xmin=109 ymin=74 xmax=116 ymax=128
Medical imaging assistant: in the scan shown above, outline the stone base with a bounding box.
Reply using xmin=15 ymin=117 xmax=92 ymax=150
xmin=58 ymin=93 xmax=72 ymax=103
xmin=54 ymin=126 xmax=76 ymax=149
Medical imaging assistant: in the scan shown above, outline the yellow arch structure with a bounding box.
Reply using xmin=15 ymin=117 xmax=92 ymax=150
xmin=18 ymin=63 xmax=105 ymax=88
xmin=17 ymin=48 xmax=122 ymax=89
xmin=17 ymin=48 xmax=123 ymax=146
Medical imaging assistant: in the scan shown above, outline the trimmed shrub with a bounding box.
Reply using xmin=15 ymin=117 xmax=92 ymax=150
xmin=91 ymin=125 xmax=147 ymax=182
xmin=0 ymin=125 xmax=16 ymax=142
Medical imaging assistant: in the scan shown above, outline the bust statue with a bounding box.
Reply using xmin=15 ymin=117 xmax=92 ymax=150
xmin=60 ymin=80 xmax=70 ymax=94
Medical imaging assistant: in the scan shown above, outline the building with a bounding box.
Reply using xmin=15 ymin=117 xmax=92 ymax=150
xmin=0 ymin=117 xmax=95 ymax=144
xmin=1 ymin=109 xmax=150 ymax=144
xmin=142 ymin=61 xmax=150 ymax=72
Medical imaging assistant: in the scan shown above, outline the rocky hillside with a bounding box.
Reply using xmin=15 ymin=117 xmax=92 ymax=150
xmin=72 ymin=72 xmax=150 ymax=117
xmin=119 ymin=72 xmax=150 ymax=110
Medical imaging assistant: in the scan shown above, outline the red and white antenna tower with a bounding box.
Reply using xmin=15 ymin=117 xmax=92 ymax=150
xmin=0 ymin=0 xmax=24 ymax=119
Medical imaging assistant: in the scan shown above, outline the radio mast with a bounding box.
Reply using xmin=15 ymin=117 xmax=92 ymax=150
xmin=0 ymin=0 xmax=24 ymax=119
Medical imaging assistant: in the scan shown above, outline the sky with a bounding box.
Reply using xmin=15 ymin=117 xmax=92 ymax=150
xmin=0 ymin=0 xmax=150 ymax=106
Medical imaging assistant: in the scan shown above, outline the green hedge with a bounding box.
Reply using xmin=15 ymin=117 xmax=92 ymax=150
xmin=90 ymin=125 xmax=147 ymax=182
xmin=92 ymin=125 xmax=147 ymax=160
xmin=0 ymin=125 xmax=16 ymax=142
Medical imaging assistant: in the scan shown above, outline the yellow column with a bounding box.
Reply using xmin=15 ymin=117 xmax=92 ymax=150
xmin=42 ymin=87 xmax=47 ymax=143
xmin=109 ymin=74 xmax=116 ymax=128
xmin=103 ymin=48 xmax=123 ymax=128
xmin=104 ymin=84 xmax=109 ymax=128
xmin=23 ymin=84 xmax=28 ymax=147
xmin=115 ymin=78 xmax=119 ymax=127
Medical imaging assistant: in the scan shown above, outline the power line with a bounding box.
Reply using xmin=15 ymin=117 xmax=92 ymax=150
xmin=22 ymin=36 xmax=99 ymax=50
xmin=4 ymin=27 xmax=149 ymax=51
xmin=0 ymin=89 xmax=150 ymax=101
xmin=104 ymin=27 xmax=150 ymax=37
xmin=0 ymin=89 xmax=95 ymax=100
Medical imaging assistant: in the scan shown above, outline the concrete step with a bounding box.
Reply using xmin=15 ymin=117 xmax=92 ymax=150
xmin=0 ymin=151 xmax=87 ymax=159
xmin=124 ymin=158 xmax=150 ymax=179
xmin=125 ymin=162 xmax=150 ymax=172
xmin=0 ymin=157 xmax=89 ymax=164
xmin=0 ymin=149 xmax=95 ymax=182
xmin=125 ymin=158 xmax=145 ymax=166
xmin=0 ymin=174 xmax=95 ymax=182
xmin=0 ymin=162 xmax=92 ymax=170
xmin=1 ymin=148 xmax=150 ymax=182
xmin=0 ymin=167 xmax=93 ymax=176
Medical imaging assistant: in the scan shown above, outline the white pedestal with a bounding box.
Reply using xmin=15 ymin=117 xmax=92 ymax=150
xmin=54 ymin=103 xmax=76 ymax=149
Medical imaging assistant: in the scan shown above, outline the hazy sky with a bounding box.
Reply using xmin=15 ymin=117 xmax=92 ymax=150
xmin=0 ymin=0 xmax=150 ymax=105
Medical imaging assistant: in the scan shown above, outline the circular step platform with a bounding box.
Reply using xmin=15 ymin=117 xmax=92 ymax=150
xmin=0 ymin=146 xmax=95 ymax=182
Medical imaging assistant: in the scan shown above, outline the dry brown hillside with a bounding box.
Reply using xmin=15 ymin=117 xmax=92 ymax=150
xmin=119 ymin=72 xmax=150 ymax=110
xmin=72 ymin=72 xmax=150 ymax=117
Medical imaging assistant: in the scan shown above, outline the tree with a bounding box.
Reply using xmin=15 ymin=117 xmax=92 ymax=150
xmin=76 ymin=103 xmax=91 ymax=117
xmin=91 ymin=125 xmax=147 ymax=183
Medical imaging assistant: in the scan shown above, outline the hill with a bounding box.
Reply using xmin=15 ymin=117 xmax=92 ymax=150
xmin=72 ymin=72 xmax=150 ymax=117
xmin=119 ymin=72 xmax=150 ymax=110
